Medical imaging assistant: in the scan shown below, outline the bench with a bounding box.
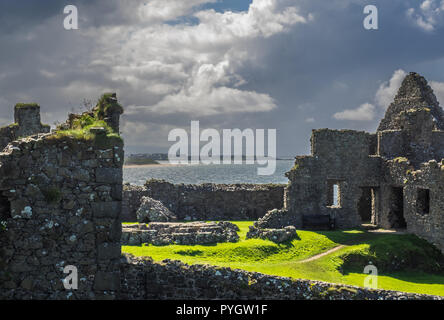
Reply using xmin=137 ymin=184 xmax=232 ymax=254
xmin=302 ymin=214 xmax=335 ymax=230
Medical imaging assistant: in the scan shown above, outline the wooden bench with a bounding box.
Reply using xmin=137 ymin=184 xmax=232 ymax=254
xmin=302 ymin=214 xmax=335 ymax=230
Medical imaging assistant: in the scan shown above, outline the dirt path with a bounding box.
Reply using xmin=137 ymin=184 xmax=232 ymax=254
xmin=297 ymin=245 xmax=346 ymax=263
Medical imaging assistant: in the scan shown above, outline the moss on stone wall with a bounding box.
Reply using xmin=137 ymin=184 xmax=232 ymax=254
xmin=393 ymin=157 xmax=409 ymax=164
xmin=14 ymin=103 xmax=39 ymax=109
xmin=94 ymin=93 xmax=123 ymax=119
xmin=41 ymin=186 xmax=62 ymax=204
xmin=51 ymin=95 xmax=123 ymax=148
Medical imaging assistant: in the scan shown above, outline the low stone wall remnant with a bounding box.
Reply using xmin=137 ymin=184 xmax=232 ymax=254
xmin=246 ymin=225 xmax=297 ymax=243
xmin=121 ymin=221 xmax=239 ymax=246
xmin=119 ymin=254 xmax=443 ymax=300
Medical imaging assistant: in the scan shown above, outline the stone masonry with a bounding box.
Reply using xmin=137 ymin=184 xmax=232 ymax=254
xmin=0 ymin=103 xmax=50 ymax=150
xmin=0 ymin=94 xmax=124 ymax=299
xmin=120 ymin=254 xmax=443 ymax=300
xmin=121 ymin=221 xmax=239 ymax=246
xmin=122 ymin=180 xmax=285 ymax=222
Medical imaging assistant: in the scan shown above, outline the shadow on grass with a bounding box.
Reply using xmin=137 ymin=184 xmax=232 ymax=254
xmin=312 ymin=229 xmax=444 ymax=281
xmin=342 ymin=269 xmax=444 ymax=286
xmin=174 ymin=249 xmax=204 ymax=256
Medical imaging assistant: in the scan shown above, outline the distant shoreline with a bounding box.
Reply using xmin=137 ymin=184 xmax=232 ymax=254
xmin=123 ymin=159 xmax=293 ymax=169
xmin=124 ymin=163 xmax=178 ymax=168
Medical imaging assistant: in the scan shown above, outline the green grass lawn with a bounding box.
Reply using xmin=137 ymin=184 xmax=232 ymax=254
xmin=122 ymin=221 xmax=444 ymax=296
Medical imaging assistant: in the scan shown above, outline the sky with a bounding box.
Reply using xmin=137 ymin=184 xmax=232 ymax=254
xmin=0 ymin=0 xmax=444 ymax=157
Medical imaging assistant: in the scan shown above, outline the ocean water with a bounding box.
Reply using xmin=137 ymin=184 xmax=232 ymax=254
xmin=123 ymin=160 xmax=294 ymax=185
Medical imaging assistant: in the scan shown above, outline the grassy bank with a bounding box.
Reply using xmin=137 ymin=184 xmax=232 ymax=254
xmin=122 ymin=221 xmax=444 ymax=296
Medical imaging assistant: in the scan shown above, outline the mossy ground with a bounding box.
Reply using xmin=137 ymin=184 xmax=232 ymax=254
xmin=122 ymin=221 xmax=444 ymax=296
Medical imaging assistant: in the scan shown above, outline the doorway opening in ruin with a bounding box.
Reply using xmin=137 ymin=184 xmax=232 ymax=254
xmin=358 ymin=187 xmax=379 ymax=225
xmin=417 ymin=188 xmax=430 ymax=215
xmin=358 ymin=187 xmax=372 ymax=223
xmin=388 ymin=187 xmax=406 ymax=229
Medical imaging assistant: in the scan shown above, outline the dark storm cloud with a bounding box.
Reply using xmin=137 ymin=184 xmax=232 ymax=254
xmin=0 ymin=0 xmax=443 ymax=156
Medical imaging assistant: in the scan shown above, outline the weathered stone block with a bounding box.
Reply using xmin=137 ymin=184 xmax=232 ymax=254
xmin=95 ymin=168 xmax=122 ymax=184
xmin=97 ymin=242 xmax=121 ymax=261
xmin=93 ymin=272 xmax=120 ymax=291
xmin=92 ymin=201 xmax=121 ymax=219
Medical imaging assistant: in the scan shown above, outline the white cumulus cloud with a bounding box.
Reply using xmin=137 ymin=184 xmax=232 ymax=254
xmin=375 ymin=69 xmax=408 ymax=109
xmin=89 ymin=0 xmax=310 ymax=117
xmin=430 ymin=81 xmax=444 ymax=105
xmin=333 ymin=69 xmax=444 ymax=122
xmin=407 ymin=0 xmax=444 ymax=32
xmin=333 ymin=103 xmax=376 ymax=121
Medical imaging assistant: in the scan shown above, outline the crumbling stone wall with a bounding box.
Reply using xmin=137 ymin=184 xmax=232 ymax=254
xmin=285 ymin=130 xmax=381 ymax=229
xmin=260 ymin=72 xmax=444 ymax=255
xmin=379 ymin=159 xmax=444 ymax=251
xmin=0 ymin=94 xmax=124 ymax=300
xmin=0 ymin=134 xmax=124 ymax=299
xmin=122 ymin=180 xmax=285 ymax=222
xmin=121 ymin=222 xmax=239 ymax=246
xmin=0 ymin=103 xmax=50 ymax=150
xmin=119 ymin=254 xmax=442 ymax=300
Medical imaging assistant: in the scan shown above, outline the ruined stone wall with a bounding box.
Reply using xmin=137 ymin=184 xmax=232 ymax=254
xmin=378 ymin=109 xmax=442 ymax=166
xmin=119 ymin=254 xmax=442 ymax=300
xmin=380 ymin=159 xmax=444 ymax=253
xmin=122 ymin=180 xmax=285 ymax=222
xmin=0 ymin=133 xmax=124 ymax=299
xmin=121 ymin=222 xmax=239 ymax=246
xmin=378 ymin=130 xmax=405 ymax=159
xmin=0 ymin=104 xmax=50 ymax=151
xmin=311 ymin=129 xmax=376 ymax=157
xmin=432 ymin=131 xmax=444 ymax=160
xmin=285 ymin=129 xmax=381 ymax=229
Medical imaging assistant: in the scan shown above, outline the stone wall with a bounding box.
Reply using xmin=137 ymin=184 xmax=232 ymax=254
xmin=0 ymin=93 xmax=124 ymax=300
xmin=379 ymin=159 xmax=444 ymax=252
xmin=432 ymin=131 xmax=444 ymax=160
xmin=0 ymin=134 xmax=124 ymax=299
xmin=0 ymin=104 xmax=50 ymax=150
xmin=122 ymin=180 xmax=285 ymax=222
xmin=119 ymin=254 xmax=442 ymax=300
xmin=284 ymin=129 xmax=382 ymax=229
xmin=279 ymin=73 xmax=444 ymax=255
xmin=121 ymin=221 xmax=239 ymax=246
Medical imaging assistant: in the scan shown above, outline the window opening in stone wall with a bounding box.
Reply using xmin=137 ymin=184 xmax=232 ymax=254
xmin=327 ymin=181 xmax=341 ymax=207
xmin=417 ymin=188 xmax=430 ymax=215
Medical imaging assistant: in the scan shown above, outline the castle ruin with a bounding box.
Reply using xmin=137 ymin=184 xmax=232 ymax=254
xmin=1 ymin=74 xmax=443 ymax=300
xmin=254 ymin=72 xmax=444 ymax=254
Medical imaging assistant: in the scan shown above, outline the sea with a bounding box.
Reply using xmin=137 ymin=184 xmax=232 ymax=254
xmin=123 ymin=160 xmax=294 ymax=185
